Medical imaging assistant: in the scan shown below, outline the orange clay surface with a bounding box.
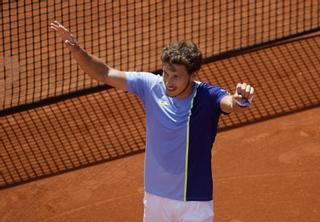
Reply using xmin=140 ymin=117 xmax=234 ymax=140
xmin=1 ymin=107 xmax=319 ymax=222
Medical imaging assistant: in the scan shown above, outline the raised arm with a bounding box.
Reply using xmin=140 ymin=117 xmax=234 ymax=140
xmin=50 ymin=21 xmax=127 ymax=91
xmin=220 ymin=83 xmax=254 ymax=113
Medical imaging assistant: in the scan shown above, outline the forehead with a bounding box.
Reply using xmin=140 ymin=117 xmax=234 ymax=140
xmin=162 ymin=63 xmax=188 ymax=75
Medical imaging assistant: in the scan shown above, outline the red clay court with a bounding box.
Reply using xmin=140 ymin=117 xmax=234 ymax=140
xmin=1 ymin=107 xmax=320 ymax=222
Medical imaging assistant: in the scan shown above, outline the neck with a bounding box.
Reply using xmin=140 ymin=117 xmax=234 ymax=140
xmin=175 ymin=81 xmax=195 ymax=99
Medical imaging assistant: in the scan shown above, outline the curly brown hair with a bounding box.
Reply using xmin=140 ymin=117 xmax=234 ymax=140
xmin=161 ymin=41 xmax=203 ymax=75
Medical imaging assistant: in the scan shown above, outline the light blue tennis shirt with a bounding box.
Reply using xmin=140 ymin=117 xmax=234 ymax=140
xmin=126 ymin=72 xmax=228 ymax=201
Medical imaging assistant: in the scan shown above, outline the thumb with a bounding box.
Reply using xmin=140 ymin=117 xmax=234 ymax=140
xmin=64 ymin=40 xmax=77 ymax=50
xmin=233 ymin=93 xmax=242 ymax=101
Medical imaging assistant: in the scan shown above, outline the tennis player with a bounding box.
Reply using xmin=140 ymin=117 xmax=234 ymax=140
xmin=51 ymin=21 xmax=254 ymax=222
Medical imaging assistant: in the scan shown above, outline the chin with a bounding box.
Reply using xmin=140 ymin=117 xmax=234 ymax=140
xmin=166 ymin=91 xmax=177 ymax=97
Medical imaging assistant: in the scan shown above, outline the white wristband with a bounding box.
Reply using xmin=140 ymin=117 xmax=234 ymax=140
xmin=235 ymin=98 xmax=253 ymax=107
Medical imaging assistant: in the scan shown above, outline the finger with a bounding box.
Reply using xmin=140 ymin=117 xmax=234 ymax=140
xmin=65 ymin=40 xmax=71 ymax=45
xmin=236 ymin=82 xmax=246 ymax=97
xmin=244 ymin=85 xmax=251 ymax=98
xmin=233 ymin=93 xmax=242 ymax=101
xmin=50 ymin=22 xmax=58 ymax=27
xmin=52 ymin=21 xmax=67 ymax=31
xmin=236 ymin=83 xmax=242 ymax=95
xmin=50 ymin=23 xmax=60 ymax=30
xmin=65 ymin=40 xmax=78 ymax=50
xmin=50 ymin=25 xmax=58 ymax=31
xmin=64 ymin=40 xmax=74 ymax=50
xmin=240 ymin=83 xmax=247 ymax=96
xmin=53 ymin=20 xmax=61 ymax=26
xmin=248 ymin=87 xmax=254 ymax=100
xmin=51 ymin=23 xmax=59 ymax=29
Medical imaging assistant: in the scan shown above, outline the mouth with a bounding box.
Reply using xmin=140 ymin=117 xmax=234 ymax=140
xmin=166 ymin=86 xmax=176 ymax=92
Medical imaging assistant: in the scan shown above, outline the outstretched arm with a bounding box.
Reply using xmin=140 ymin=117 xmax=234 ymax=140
xmin=50 ymin=21 xmax=127 ymax=91
xmin=220 ymin=83 xmax=254 ymax=113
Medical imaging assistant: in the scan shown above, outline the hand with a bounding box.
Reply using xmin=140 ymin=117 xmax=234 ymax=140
xmin=233 ymin=83 xmax=254 ymax=107
xmin=50 ymin=21 xmax=78 ymax=50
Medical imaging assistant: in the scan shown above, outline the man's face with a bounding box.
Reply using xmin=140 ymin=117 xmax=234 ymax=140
xmin=162 ymin=63 xmax=195 ymax=99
